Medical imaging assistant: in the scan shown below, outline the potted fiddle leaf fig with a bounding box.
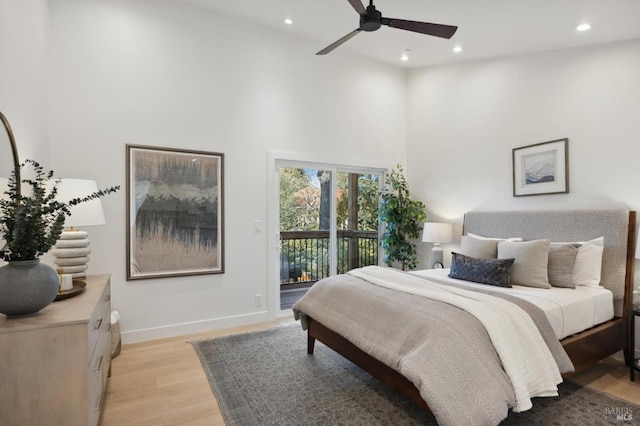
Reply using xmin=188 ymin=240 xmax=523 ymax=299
xmin=379 ymin=164 xmax=427 ymax=271
xmin=0 ymin=159 xmax=119 ymax=317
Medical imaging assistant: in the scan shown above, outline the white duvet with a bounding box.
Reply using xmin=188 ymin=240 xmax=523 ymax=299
xmin=411 ymin=268 xmax=614 ymax=339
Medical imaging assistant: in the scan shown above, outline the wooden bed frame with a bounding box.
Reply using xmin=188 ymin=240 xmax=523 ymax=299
xmin=305 ymin=210 xmax=637 ymax=413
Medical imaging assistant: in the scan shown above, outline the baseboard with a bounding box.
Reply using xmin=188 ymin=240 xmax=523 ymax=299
xmin=120 ymin=311 xmax=270 ymax=344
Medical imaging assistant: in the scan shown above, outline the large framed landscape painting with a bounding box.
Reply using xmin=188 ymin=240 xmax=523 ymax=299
xmin=512 ymin=138 xmax=568 ymax=197
xmin=126 ymin=144 xmax=224 ymax=280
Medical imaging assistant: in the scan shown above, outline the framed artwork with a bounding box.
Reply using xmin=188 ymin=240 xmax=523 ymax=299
xmin=512 ymin=138 xmax=568 ymax=197
xmin=126 ymin=144 xmax=224 ymax=280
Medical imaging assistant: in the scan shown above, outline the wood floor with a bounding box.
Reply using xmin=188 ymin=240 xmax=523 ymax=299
xmin=102 ymin=317 xmax=640 ymax=425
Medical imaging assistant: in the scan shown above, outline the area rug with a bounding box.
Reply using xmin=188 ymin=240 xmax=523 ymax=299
xmin=192 ymin=324 xmax=639 ymax=425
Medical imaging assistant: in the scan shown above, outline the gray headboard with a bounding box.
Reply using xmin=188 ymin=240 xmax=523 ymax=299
xmin=463 ymin=209 xmax=632 ymax=302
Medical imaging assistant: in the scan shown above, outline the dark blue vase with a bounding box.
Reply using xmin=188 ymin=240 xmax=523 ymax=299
xmin=0 ymin=260 xmax=59 ymax=317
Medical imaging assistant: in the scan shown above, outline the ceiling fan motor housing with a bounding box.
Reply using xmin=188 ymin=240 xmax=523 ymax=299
xmin=360 ymin=5 xmax=382 ymax=31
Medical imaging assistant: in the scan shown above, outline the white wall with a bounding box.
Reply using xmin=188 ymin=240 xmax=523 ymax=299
xmin=12 ymin=0 xmax=640 ymax=344
xmin=407 ymin=40 xmax=640 ymax=268
xmin=0 ymin=0 xmax=49 ymax=167
xmin=47 ymin=0 xmax=407 ymax=342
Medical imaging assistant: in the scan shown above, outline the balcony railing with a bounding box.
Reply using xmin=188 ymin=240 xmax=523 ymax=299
xmin=279 ymin=230 xmax=378 ymax=286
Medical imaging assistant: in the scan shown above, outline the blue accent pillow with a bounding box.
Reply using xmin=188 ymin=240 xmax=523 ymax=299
xmin=449 ymin=252 xmax=515 ymax=288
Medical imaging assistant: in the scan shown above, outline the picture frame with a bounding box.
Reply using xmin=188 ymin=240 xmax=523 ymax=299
xmin=126 ymin=144 xmax=224 ymax=280
xmin=512 ymin=138 xmax=568 ymax=197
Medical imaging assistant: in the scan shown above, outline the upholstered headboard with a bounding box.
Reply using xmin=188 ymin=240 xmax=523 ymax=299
xmin=463 ymin=209 xmax=634 ymax=306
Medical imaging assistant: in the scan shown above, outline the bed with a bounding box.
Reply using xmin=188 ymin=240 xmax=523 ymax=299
xmin=292 ymin=209 xmax=636 ymax=425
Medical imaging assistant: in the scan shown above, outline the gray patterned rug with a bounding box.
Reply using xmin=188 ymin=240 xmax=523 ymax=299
xmin=192 ymin=324 xmax=639 ymax=425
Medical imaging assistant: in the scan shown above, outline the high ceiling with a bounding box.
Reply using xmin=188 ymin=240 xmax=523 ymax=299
xmin=184 ymin=0 xmax=640 ymax=68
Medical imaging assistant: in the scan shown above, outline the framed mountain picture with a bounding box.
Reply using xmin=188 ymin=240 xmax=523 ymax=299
xmin=512 ymin=138 xmax=568 ymax=197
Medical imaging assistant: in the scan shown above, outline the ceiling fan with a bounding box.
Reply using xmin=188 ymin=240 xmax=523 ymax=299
xmin=317 ymin=0 xmax=458 ymax=55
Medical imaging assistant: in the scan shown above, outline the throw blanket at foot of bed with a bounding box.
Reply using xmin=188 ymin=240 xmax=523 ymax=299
xmin=293 ymin=266 xmax=573 ymax=426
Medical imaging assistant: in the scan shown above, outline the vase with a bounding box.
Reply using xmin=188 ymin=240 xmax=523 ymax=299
xmin=0 ymin=259 xmax=59 ymax=317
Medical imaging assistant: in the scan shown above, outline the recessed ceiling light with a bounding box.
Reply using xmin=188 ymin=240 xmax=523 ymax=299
xmin=576 ymin=23 xmax=591 ymax=32
xmin=453 ymin=46 xmax=463 ymax=53
xmin=284 ymin=18 xmax=293 ymax=25
xmin=401 ymin=49 xmax=410 ymax=62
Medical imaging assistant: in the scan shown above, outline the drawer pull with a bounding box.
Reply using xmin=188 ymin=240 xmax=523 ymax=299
xmin=104 ymin=294 xmax=111 ymax=302
xmin=95 ymin=393 xmax=102 ymax=411
xmin=94 ymin=355 xmax=103 ymax=371
xmin=94 ymin=318 xmax=103 ymax=330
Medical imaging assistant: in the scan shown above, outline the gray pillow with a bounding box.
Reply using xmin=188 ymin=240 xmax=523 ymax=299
xmin=497 ymin=239 xmax=551 ymax=289
xmin=548 ymin=244 xmax=580 ymax=288
xmin=460 ymin=235 xmax=498 ymax=259
xmin=449 ymin=252 xmax=514 ymax=287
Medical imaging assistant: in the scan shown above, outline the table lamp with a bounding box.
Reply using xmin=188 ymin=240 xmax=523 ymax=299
xmin=50 ymin=179 xmax=106 ymax=281
xmin=422 ymin=222 xmax=453 ymax=268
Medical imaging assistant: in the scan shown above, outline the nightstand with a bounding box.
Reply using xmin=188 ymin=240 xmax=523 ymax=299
xmin=630 ymin=304 xmax=640 ymax=381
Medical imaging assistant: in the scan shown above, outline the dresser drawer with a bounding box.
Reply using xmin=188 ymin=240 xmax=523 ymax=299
xmin=89 ymin=323 xmax=111 ymax=426
xmin=87 ymin=284 xmax=111 ymax=365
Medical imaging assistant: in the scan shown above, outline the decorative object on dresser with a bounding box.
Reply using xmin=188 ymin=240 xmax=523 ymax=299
xmin=378 ymin=164 xmax=427 ymax=271
xmin=51 ymin=179 xmax=108 ymax=282
xmin=0 ymin=275 xmax=111 ymax=426
xmin=0 ymin=116 xmax=119 ymax=317
xmin=421 ymin=221 xmax=453 ymax=268
xmin=512 ymin=138 xmax=569 ymax=197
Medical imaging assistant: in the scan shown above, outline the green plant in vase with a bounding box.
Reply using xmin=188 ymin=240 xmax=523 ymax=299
xmin=0 ymin=159 xmax=119 ymax=317
xmin=379 ymin=164 xmax=427 ymax=271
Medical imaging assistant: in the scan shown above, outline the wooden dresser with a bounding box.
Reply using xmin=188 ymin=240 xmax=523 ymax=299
xmin=0 ymin=274 xmax=111 ymax=426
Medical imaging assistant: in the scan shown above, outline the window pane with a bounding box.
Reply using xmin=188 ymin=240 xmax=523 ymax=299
xmin=336 ymin=172 xmax=379 ymax=274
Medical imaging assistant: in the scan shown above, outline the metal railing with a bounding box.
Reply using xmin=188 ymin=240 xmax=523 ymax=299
xmin=279 ymin=230 xmax=378 ymax=286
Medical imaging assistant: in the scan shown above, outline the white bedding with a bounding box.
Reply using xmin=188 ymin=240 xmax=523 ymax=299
xmin=410 ymin=268 xmax=614 ymax=339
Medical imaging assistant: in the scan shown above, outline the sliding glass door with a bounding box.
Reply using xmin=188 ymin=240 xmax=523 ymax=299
xmin=277 ymin=161 xmax=382 ymax=309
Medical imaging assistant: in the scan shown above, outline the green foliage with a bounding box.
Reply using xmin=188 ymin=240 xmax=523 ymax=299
xmin=0 ymin=160 xmax=120 ymax=261
xmin=279 ymin=168 xmax=316 ymax=231
xmin=379 ymin=165 xmax=427 ymax=271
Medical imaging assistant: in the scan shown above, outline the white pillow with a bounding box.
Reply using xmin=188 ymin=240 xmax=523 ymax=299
xmin=462 ymin=233 xmax=524 ymax=259
xmin=460 ymin=235 xmax=498 ymax=259
xmin=460 ymin=232 xmax=522 ymax=259
xmin=467 ymin=233 xmax=523 ymax=242
xmin=572 ymin=237 xmax=604 ymax=287
xmin=497 ymin=239 xmax=551 ymax=289
xmin=550 ymin=237 xmax=605 ymax=287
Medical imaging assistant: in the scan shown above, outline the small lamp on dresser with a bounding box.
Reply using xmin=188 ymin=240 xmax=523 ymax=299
xmin=422 ymin=222 xmax=453 ymax=269
xmin=50 ymin=179 xmax=106 ymax=281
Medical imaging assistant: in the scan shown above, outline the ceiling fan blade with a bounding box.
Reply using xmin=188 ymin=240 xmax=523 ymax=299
xmin=382 ymin=18 xmax=458 ymax=39
xmin=347 ymin=0 xmax=366 ymax=15
xmin=316 ymin=29 xmax=362 ymax=55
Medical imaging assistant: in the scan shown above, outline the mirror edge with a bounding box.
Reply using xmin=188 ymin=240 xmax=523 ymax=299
xmin=0 ymin=111 xmax=21 ymax=192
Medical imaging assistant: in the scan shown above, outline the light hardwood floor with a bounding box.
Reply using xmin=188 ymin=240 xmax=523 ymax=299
xmin=102 ymin=317 xmax=640 ymax=425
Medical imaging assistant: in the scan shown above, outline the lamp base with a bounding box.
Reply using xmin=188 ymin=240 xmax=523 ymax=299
xmin=431 ymin=244 xmax=444 ymax=269
xmin=51 ymin=230 xmax=91 ymax=279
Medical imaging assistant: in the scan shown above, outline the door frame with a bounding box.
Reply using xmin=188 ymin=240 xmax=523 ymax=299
xmin=267 ymin=151 xmax=387 ymax=318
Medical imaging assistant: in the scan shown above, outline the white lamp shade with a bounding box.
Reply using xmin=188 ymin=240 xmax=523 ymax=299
xmin=422 ymin=222 xmax=453 ymax=244
xmin=54 ymin=179 xmax=106 ymax=227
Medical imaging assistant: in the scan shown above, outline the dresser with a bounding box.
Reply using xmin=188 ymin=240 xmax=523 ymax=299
xmin=0 ymin=274 xmax=111 ymax=426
